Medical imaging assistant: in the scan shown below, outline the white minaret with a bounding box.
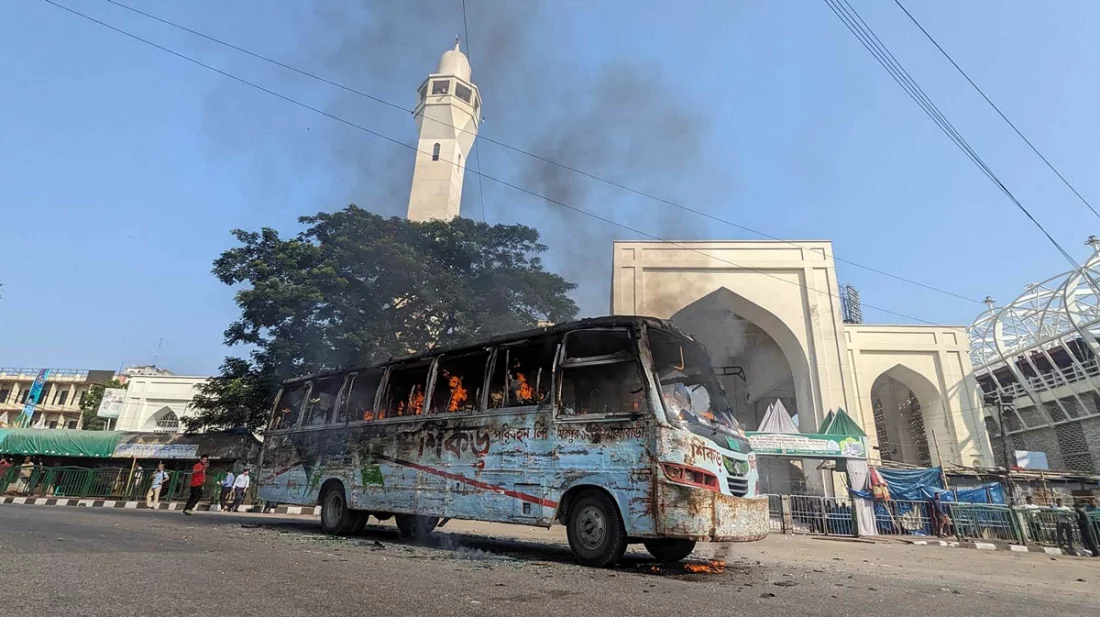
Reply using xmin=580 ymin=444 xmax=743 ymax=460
xmin=406 ymin=39 xmax=481 ymax=221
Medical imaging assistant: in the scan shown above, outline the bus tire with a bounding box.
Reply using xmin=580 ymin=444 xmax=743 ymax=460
xmin=643 ymin=539 xmax=696 ymax=563
xmin=395 ymin=514 xmax=438 ymax=539
xmin=319 ymin=484 xmax=357 ymax=535
xmin=566 ymin=490 xmax=628 ymax=567
xmin=350 ymin=511 xmax=368 ymax=535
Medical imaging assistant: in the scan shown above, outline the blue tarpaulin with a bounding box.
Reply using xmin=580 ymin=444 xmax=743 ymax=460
xmin=851 ymin=466 xmax=1006 ymax=504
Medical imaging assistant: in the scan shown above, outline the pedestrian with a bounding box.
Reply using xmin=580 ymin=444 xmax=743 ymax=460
xmin=182 ymin=455 xmax=209 ymax=515
xmin=230 ymin=469 xmax=250 ymax=512
xmin=15 ymin=457 xmax=33 ymax=494
xmin=217 ymin=469 xmax=236 ymax=512
xmin=1053 ymin=498 xmax=1075 ymax=548
xmin=1019 ymin=496 xmax=1042 ymax=542
xmin=1074 ymin=501 xmax=1099 ymax=558
xmin=146 ymin=463 xmax=169 ymax=509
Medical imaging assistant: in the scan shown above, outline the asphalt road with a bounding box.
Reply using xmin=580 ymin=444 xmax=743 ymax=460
xmin=1 ymin=505 xmax=1097 ymax=617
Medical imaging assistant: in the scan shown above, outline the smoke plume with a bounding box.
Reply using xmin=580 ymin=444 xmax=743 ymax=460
xmin=205 ymin=1 xmax=725 ymax=315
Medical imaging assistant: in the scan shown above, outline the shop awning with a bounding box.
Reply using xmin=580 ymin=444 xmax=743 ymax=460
xmin=0 ymin=428 xmax=125 ymax=458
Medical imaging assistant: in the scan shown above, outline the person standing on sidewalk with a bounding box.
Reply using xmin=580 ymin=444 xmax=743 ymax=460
xmin=217 ymin=469 xmax=235 ymax=512
xmin=146 ymin=463 xmax=169 ymax=509
xmin=230 ymin=469 xmax=250 ymax=512
xmin=1053 ymin=498 xmax=1075 ymax=549
xmin=182 ymin=455 xmax=209 ymax=515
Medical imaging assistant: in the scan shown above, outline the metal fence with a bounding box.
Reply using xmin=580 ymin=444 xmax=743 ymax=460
xmin=0 ymin=464 xmax=258 ymax=506
xmin=766 ymin=492 xmax=1100 ymax=550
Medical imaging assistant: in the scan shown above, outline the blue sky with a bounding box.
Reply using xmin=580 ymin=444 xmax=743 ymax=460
xmin=3 ymin=0 xmax=1099 ymax=375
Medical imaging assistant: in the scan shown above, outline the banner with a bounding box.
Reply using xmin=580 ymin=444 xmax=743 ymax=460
xmin=96 ymin=388 xmax=127 ymax=419
xmin=112 ymin=443 xmax=199 ymax=459
xmin=747 ymin=431 xmax=868 ymax=459
xmin=18 ymin=369 xmax=51 ymax=428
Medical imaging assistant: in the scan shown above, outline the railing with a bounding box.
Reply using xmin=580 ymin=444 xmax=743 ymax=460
xmin=0 ymin=465 xmax=259 ymax=507
xmin=765 ymin=492 xmax=1100 ymax=551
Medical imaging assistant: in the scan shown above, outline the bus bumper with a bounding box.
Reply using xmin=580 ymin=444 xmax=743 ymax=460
xmin=657 ymin=484 xmax=770 ymax=542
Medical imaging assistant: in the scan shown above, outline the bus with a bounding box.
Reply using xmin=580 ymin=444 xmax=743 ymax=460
xmin=257 ymin=316 xmax=768 ymax=566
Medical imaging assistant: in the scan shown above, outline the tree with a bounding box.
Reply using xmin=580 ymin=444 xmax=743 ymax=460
xmin=80 ymin=378 xmax=126 ymax=431
xmin=187 ymin=206 xmax=578 ymax=431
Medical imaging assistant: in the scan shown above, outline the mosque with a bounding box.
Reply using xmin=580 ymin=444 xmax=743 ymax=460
xmin=404 ymin=42 xmax=996 ymax=491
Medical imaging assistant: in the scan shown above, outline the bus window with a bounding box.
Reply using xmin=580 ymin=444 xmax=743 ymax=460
xmin=340 ymin=370 xmax=382 ymax=422
xmin=272 ymin=382 xmax=309 ymax=430
xmin=301 ymin=377 xmax=342 ymax=427
xmin=381 ymin=362 xmax=431 ymax=418
xmin=429 ymin=351 xmax=489 ymax=414
xmin=488 ymin=336 xmax=558 ymax=409
xmin=560 ymin=329 xmax=646 ymax=416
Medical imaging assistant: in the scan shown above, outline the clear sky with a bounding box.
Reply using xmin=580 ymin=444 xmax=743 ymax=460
xmin=3 ymin=0 xmax=1100 ymax=375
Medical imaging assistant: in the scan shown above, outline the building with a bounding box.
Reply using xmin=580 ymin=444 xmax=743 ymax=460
xmin=113 ymin=374 xmax=210 ymax=433
xmin=406 ymin=40 xmax=481 ymax=222
xmin=396 ymin=41 xmax=994 ymax=492
xmin=610 ymin=241 xmax=993 ymax=491
xmin=969 ymin=237 xmax=1100 ymax=473
xmin=0 ymin=368 xmax=116 ymax=429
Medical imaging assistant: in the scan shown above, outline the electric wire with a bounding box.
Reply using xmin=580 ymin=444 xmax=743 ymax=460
xmin=39 ymin=0 xmax=946 ymax=326
xmin=94 ymin=0 xmax=983 ymax=306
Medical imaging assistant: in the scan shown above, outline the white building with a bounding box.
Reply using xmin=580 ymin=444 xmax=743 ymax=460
xmin=611 ymin=240 xmax=994 ymax=489
xmin=113 ymin=374 xmax=209 ymax=433
xmin=406 ymin=40 xmax=481 ymax=222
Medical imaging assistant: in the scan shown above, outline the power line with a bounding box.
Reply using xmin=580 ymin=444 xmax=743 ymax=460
xmin=39 ymin=0 xmax=949 ymax=326
xmin=893 ymin=0 xmax=1100 ymax=223
xmin=95 ymin=0 xmax=982 ymax=306
xmin=459 ymin=0 xmax=488 ymax=224
xmin=822 ymin=0 xmax=1084 ymax=274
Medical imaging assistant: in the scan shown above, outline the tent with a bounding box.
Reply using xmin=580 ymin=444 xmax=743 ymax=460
xmin=820 ymin=407 xmax=866 ymax=438
xmin=818 ymin=410 xmax=836 ymax=434
xmin=757 ymin=400 xmax=799 ymax=434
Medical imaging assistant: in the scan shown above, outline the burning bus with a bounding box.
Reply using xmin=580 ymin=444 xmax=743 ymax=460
xmin=257 ymin=316 xmax=768 ymax=567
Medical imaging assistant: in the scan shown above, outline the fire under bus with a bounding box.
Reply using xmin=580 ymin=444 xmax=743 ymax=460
xmin=257 ymin=316 xmax=768 ymax=567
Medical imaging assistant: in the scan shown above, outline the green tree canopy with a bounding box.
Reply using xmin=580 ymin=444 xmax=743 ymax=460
xmin=187 ymin=206 xmax=578 ymax=431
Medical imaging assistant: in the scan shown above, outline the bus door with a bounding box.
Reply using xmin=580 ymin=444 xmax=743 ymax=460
xmin=554 ymin=328 xmax=653 ymax=528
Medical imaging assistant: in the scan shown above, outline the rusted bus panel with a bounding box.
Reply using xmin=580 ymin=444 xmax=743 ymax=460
xmin=655 ymin=482 xmax=769 ymax=541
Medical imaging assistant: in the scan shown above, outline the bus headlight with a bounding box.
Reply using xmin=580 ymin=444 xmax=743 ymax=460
xmin=661 ymin=463 xmax=719 ymax=491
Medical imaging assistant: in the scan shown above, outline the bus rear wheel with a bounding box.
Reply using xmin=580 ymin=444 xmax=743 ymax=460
xmin=395 ymin=514 xmax=439 ymax=539
xmin=566 ymin=490 xmax=627 ymax=567
xmin=320 ymin=484 xmax=358 ymax=535
xmin=643 ymin=539 xmax=696 ymax=563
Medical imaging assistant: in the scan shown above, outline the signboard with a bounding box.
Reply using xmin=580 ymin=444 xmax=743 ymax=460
xmin=96 ymin=388 xmax=127 ymax=419
xmin=747 ymin=432 xmax=868 ymax=459
xmin=112 ymin=443 xmax=200 ymax=459
xmin=18 ymin=369 xmax=51 ymax=428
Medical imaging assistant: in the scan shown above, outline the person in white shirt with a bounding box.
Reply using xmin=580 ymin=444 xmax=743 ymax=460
xmin=1019 ymin=496 xmax=1041 ymax=541
xmin=146 ymin=463 xmax=170 ymax=509
xmin=230 ymin=469 xmax=251 ymax=512
xmin=1053 ymin=498 xmax=1075 ymax=547
xmin=217 ymin=470 xmax=236 ymax=512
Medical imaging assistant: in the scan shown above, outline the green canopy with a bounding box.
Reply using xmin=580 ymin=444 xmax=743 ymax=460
xmin=819 ymin=407 xmax=867 ymax=438
xmin=0 ymin=429 xmax=124 ymax=458
xmin=818 ymin=410 xmax=836 ymax=434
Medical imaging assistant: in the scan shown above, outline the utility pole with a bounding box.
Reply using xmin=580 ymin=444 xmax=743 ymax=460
xmin=985 ymin=392 xmax=1017 ymax=502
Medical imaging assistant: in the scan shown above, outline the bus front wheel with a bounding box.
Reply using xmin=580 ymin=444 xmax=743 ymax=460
xmin=320 ymin=484 xmax=358 ymax=535
xmin=395 ymin=514 xmax=439 ymax=539
xmin=566 ymin=490 xmax=627 ymax=567
xmin=643 ymin=539 xmax=696 ymax=563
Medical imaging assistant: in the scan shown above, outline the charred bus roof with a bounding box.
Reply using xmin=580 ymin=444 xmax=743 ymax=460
xmin=280 ymin=315 xmax=699 ymax=387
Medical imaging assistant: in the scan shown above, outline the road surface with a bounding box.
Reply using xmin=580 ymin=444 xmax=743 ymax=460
xmin=1 ymin=505 xmax=1096 ymax=616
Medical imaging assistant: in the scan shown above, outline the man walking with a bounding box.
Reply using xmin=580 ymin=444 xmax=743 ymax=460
xmin=217 ymin=469 xmax=236 ymax=512
xmin=182 ymin=455 xmax=209 ymax=515
xmin=230 ymin=469 xmax=250 ymax=512
xmin=146 ymin=463 xmax=169 ymax=510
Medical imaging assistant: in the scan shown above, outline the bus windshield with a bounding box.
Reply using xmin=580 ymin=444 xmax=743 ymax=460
xmin=648 ymin=328 xmax=743 ymax=439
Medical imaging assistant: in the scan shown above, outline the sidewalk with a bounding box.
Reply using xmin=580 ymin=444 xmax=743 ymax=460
xmin=0 ymin=494 xmax=320 ymax=515
xmin=896 ymin=535 xmax=1095 ymax=557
